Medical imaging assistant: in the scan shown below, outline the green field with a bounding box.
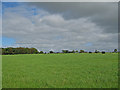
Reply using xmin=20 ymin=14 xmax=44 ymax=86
xmin=2 ymin=53 xmax=118 ymax=88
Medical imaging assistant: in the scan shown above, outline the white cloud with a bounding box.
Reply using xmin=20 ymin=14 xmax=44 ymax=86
xmin=0 ymin=2 xmax=2 ymax=47
xmin=2 ymin=3 xmax=118 ymax=52
xmin=2 ymin=0 xmax=119 ymax=2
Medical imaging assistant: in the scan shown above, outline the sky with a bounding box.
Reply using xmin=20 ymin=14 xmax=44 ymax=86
xmin=2 ymin=0 xmax=120 ymax=2
xmin=0 ymin=1 xmax=2 ymax=48
xmin=1 ymin=2 xmax=118 ymax=52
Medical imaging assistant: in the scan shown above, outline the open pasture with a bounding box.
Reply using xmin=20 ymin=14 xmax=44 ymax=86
xmin=2 ymin=53 xmax=118 ymax=88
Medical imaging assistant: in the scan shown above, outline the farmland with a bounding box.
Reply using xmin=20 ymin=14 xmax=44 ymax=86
xmin=2 ymin=53 xmax=118 ymax=88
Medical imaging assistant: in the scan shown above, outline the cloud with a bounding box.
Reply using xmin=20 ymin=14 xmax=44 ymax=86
xmin=2 ymin=0 xmax=119 ymax=2
xmin=0 ymin=2 xmax=2 ymax=47
xmin=2 ymin=2 xmax=118 ymax=52
xmin=27 ymin=2 xmax=118 ymax=33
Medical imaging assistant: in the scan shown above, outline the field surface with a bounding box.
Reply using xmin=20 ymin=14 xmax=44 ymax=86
xmin=2 ymin=53 xmax=118 ymax=88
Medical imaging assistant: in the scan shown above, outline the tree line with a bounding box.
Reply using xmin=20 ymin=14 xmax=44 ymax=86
xmin=1 ymin=47 xmax=39 ymax=55
xmin=0 ymin=47 xmax=118 ymax=55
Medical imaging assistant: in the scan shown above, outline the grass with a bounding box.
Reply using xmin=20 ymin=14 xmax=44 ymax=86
xmin=2 ymin=53 xmax=118 ymax=88
xmin=0 ymin=55 xmax=2 ymax=89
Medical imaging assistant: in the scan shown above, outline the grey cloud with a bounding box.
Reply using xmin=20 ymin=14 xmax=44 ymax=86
xmin=0 ymin=2 xmax=2 ymax=47
xmin=27 ymin=2 xmax=118 ymax=34
xmin=2 ymin=2 xmax=118 ymax=52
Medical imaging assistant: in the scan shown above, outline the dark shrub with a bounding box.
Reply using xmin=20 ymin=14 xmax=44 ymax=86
xmin=89 ymin=51 xmax=92 ymax=53
xmin=102 ymin=51 xmax=105 ymax=54
xmin=49 ymin=51 xmax=54 ymax=53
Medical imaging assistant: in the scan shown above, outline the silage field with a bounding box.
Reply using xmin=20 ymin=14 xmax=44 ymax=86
xmin=2 ymin=53 xmax=118 ymax=88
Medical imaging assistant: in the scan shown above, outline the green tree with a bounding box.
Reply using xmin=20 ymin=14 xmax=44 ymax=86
xmin=76 ymin=50 xmax=78 ymax=53
xmin=8 ymin=48 xmax=13 ymax=54
xmin=80 ymin=50 xmax=84 ymax=53
xmin=2 ymin=47 xmax=39 ymax=55
xmin=72 ymin=50 xmax=75 ymax=53
xmin=95 ymin=50 xmax=99 ymax=53
xmin=40 ymin=51 xmax=44 ymax=54
xmin=62 ymin=50 xmax=69 ymax=53
xmin=114 ymin=49 xmax=117 ymax=53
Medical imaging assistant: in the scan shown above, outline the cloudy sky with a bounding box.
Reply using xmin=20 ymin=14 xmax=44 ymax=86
xmin=2 ymin=2 xmax=118 ymax=52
